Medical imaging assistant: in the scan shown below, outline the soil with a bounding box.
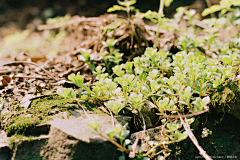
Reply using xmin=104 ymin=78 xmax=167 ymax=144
xmin=170 ymin=111 xmax=240 ymax=160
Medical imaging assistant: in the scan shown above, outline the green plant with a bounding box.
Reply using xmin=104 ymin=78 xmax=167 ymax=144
xmin=78 ymin=48 xmax=96 ymax=71
xmin=137 ymin=0 xmax=175 ymax=48
xmin=87 ymin=119 xmax=129 ymax=152
xmin=57 ymin=0 xmax=240 ymax=159
xmin=100 ymin=38 xmax=124 ymax=73
xmin=59 ymin=45 xmax=238 ymax=158
xmin=105 ymin=0 xmax=143 ymax=53
xmin=202 ymin=0 xmax=240 ymax=16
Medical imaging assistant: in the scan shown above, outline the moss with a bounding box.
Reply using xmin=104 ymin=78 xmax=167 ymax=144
xmin=1 ymin=94 xmax=107 ymax=137
xmin=6 ymin=116 xmax=40 ymax=135
xmin=2 ymin=95 xmax=76 ymax=136
xmin=210 ymin=79 xmax=240 ymax=118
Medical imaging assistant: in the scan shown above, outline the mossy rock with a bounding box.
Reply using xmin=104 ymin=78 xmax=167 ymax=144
xmin=210 ymin=78 xmax=240 ymax=120
xmin=1 ymin=95 xmax=76 ymax=136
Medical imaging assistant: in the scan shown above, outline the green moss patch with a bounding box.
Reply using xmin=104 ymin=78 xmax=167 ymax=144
xmin=1 ymin=95 xmax=108 ymax=137
xmin=210 ymin=79 xmax=240 ymax=116
xmin=1 ymin=95 xmax=76 ymax=136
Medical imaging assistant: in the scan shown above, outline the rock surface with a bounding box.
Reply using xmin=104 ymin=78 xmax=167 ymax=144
xmin=40 ymin=114 xmax=131 ymax=160
xmin=0 ymin=113 xmax=131 ymax=160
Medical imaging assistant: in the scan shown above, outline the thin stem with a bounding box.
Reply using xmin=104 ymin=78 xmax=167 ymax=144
xmin=99 ymin=133 xmax=129 ymax=152
xmin=106 ymin=106 xmax=115 ymax=128
xmin=76 ymin=101 xmax=90 ymax=118
xmin=103 ymin=58 xmax=110 ymax=73
xmin=154 ymin=0 xmax=165 ymax=48
xmin=139 ymin=111 xmax=146 ymax=133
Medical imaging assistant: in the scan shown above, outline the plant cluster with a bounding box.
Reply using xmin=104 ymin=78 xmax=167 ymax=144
xmin=59 ymin=46 xmax=238 ymax=158
xmin=57 ymin=0 xmax=240 ymax=159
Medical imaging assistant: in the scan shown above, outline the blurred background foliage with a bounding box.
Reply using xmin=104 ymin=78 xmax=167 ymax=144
xmin=0 ymin=0 xmax=219 ymax=29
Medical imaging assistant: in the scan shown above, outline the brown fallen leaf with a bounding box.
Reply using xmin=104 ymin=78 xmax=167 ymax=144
xmin=2 ymin=75 xmax=11 ymax=86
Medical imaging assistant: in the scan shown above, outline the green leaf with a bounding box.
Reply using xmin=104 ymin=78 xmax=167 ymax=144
xmin=150 ymin=81 xmax=160 ymax=92
xmin=81 ymin=95 xmax=88 ymax=100
xmin=86 ymin=118 xmax=99 ymax=132
xmin=114 ymin=124 xmax=123 ymax=136
xmin=222 ymin=56 xmax=231 ymax=66
xmin=68 ymin=72 xmax=84 ymax=88
xmin=164 ymin=0 xmax=174 ymax=7
xmin=175 ymin=53 xmax=183 ymax=64
xmin=187 ymin=117 xmax=195 ymax=124
xmin=118 ymin=0 xmax=136 ymax=7
xmin=106 ymin=128 xmax=115 ymax=140
xmin=124 ymin=62 xmax=133 ymax=74
xmin=213 ymin=80 xmax=220 ymax=88
xmin=79 ymin=49 xmax=91 ymax=62
xmin=107 ymin=5 xmax=123 ymax=12
xmin=202 ymin=5 xmax=222 ymax=16
xmin=139 ymin=10 xmax=158 ymax=23
xmin=174 ymin=131 xmax=188 ymax=141
xmin=113 ymin=65 xmax=125 ymax=77
xmin=121 ymin=130 xmax=130 ymax=138
xmin=84 ymin=86 xmax=91 ymax=94
xmin=104 ymin=99 xmax=126 ymax=115
xmin=179 ymin=86 xmax=192 ymax=103
xmin=202 ymin=96 xmax=210 ymax=106
xmin=92 ymin=87 xmax=99 ymax=96
xmin=129 ymin=93 xmax=143 ymax=105
xmin=149 ymin=69 xmax=159 ymax=79
xmin=166 ymin=122 xmax=180 ymax=132
xmin=163 ymin=76 xmax=177 ymax=88
xmin=157 ymin=97 xmax=170 ymax=110
xmin=57 ymin=88 xmax=76 ymax=98
xmin=197 ymin=55 xmax=205 ymax=63
xmin=144 ymin=47 xmax=158 ymax=58
xmin=139 ymin=72 xmax=147 ymax=81
xmin=193 ymin=96 xmax=210 ymax=111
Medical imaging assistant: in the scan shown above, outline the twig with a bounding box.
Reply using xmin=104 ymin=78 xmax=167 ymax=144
xmin=11 ymin=141 xmax=20 ymax=160
xmin=3 ymin=61 xmax=58 ymax=81
xmin=139 ymin=111 xmax=146 ymax=133
xmin=76 ymin=101 xmax=90 ymax=118
xmin=178 ymin=113 xmax=212 ymax=160
xmin=158 ymin=108 xmax=209 ymax=119
xmin=160 ymin=121 xmax=171 ymax=152
xmin=0 ymin=69 xmax=21 ymax=74
xmin=106 ymin=106 xmax=115 ymax=128
xmin=13 ymin=135 xmax=50 ymax=143
xmin=13 ymin=75 xmax=53 ymax=80
xmin=143 ymin=138 xmax=177 ymax=157
xmin=41 ymin=59 xmax=51 ymax=68
xmin=143 ymin=118 xmax=185 ymax=157
xmin=37 ymin=16 xmax=90 ymax=30
xmin=129 ymin=137 xmax=139 ymax=158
